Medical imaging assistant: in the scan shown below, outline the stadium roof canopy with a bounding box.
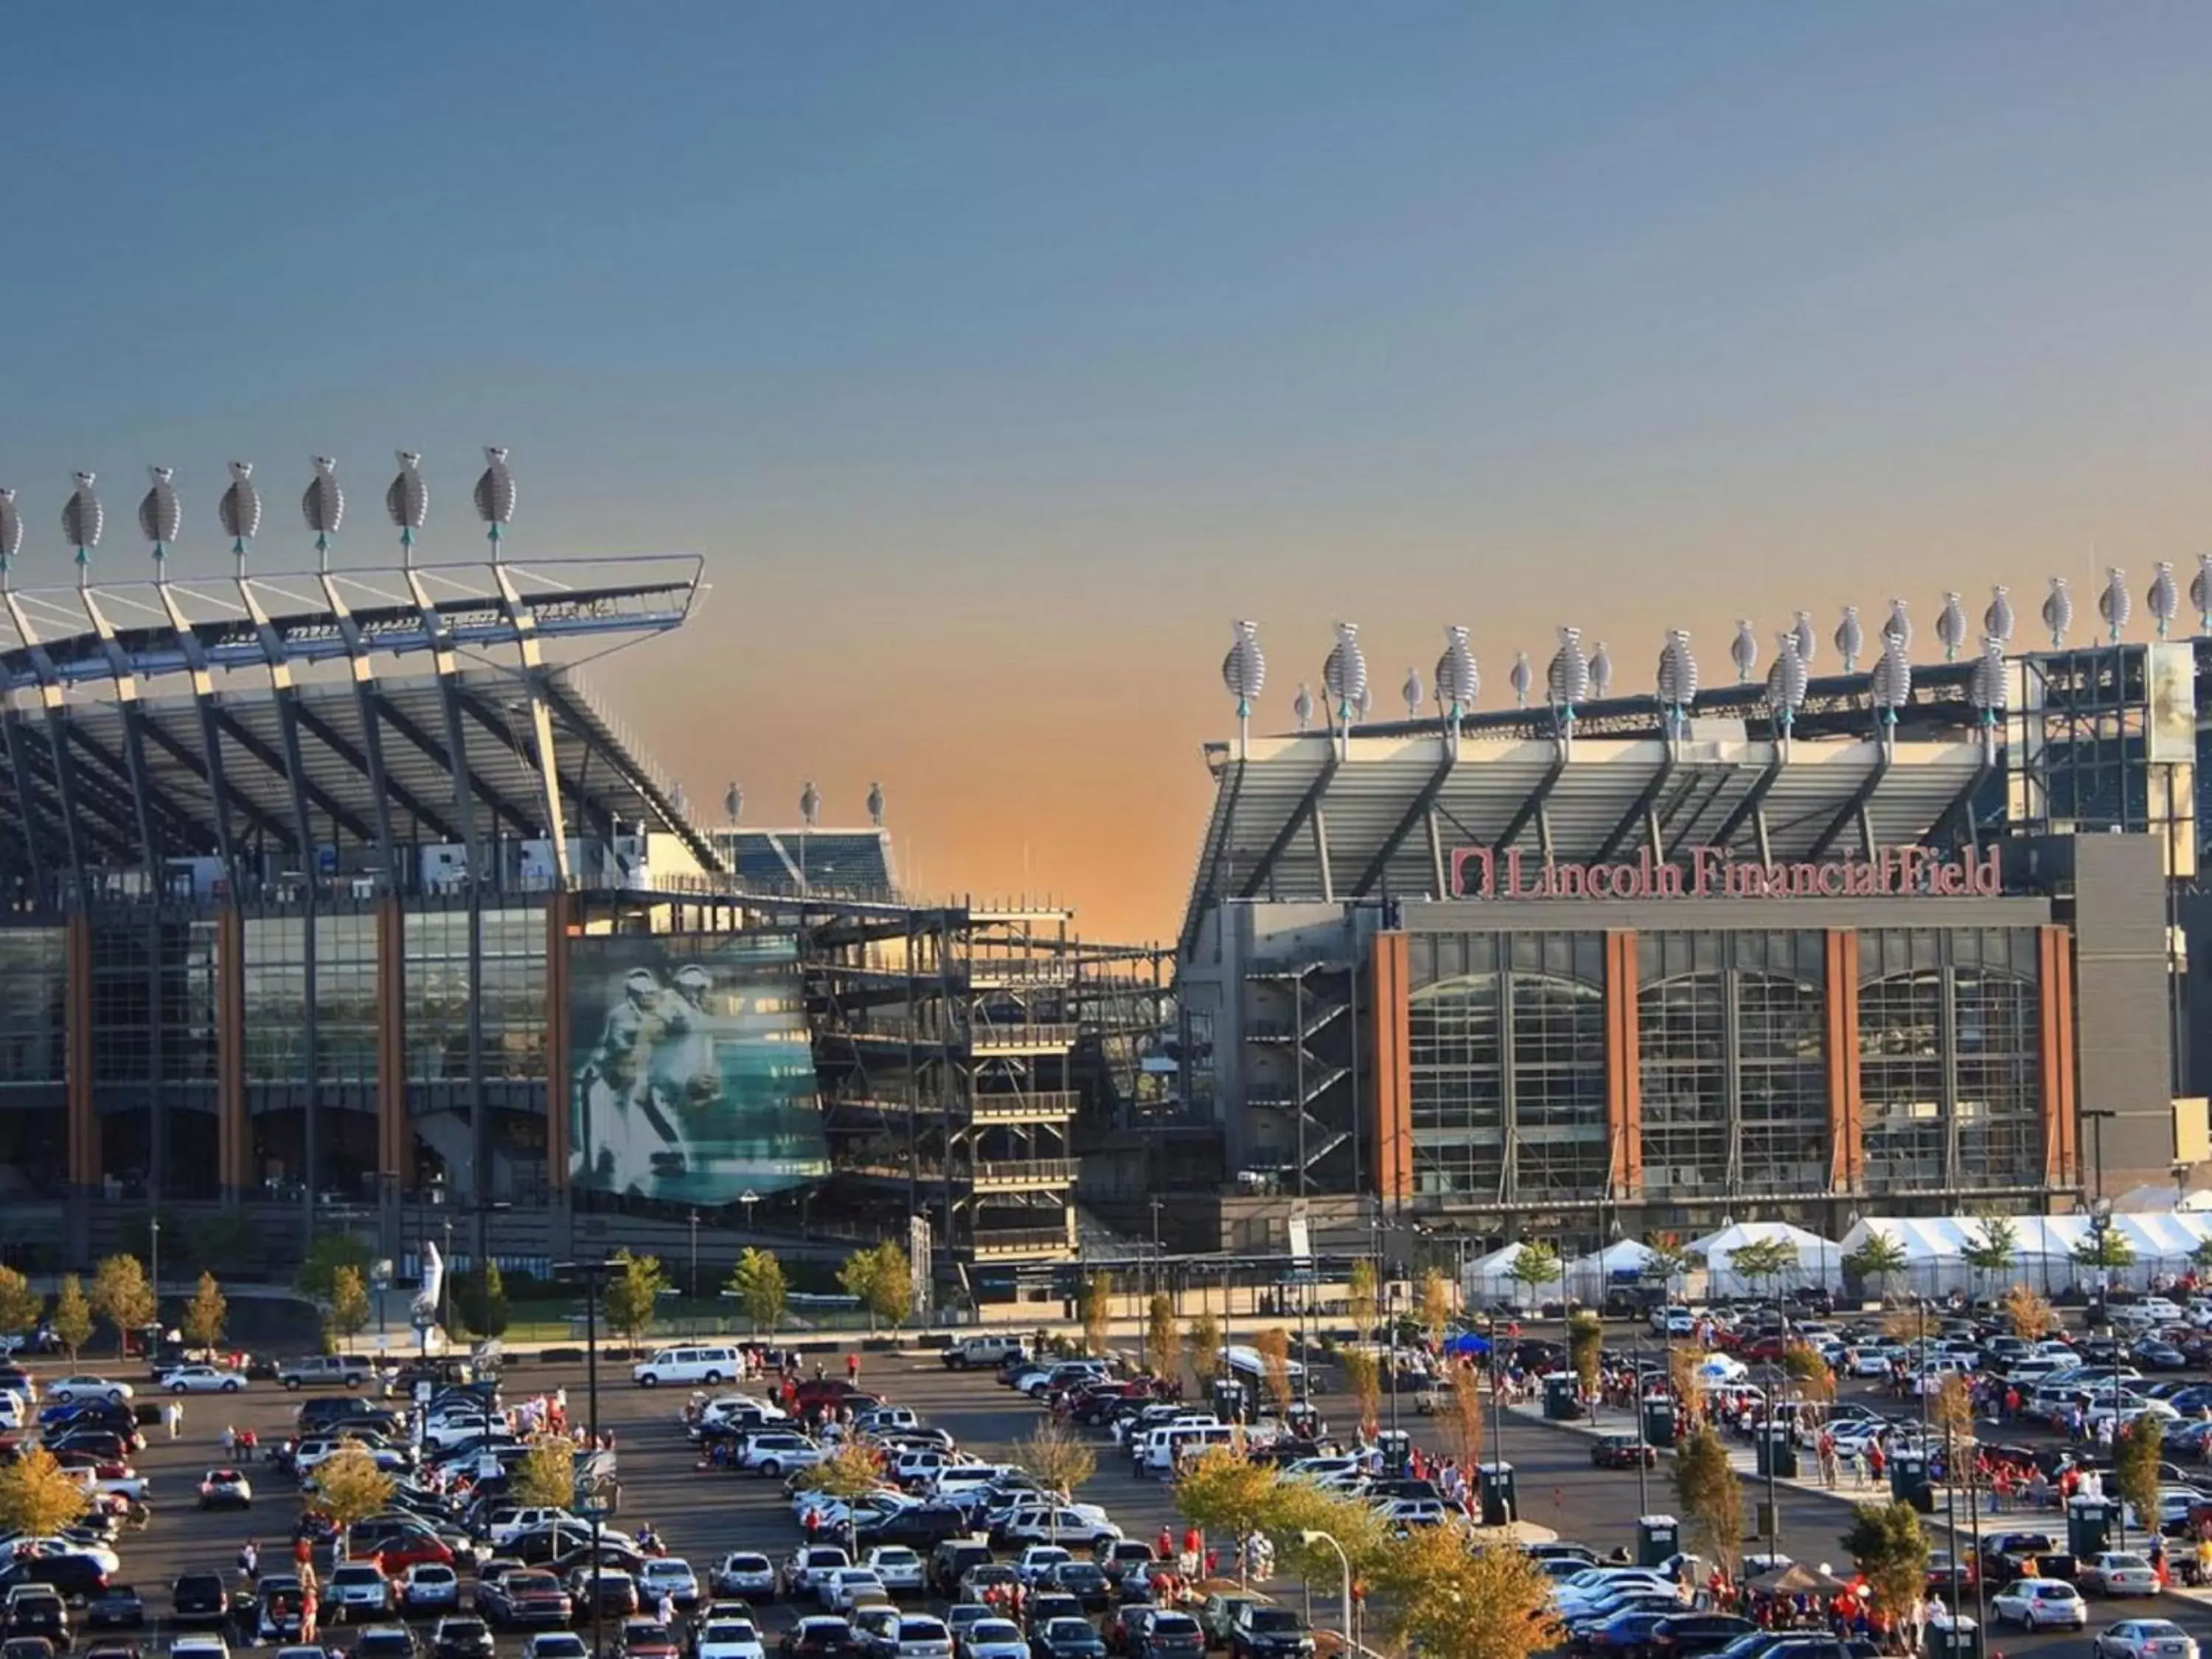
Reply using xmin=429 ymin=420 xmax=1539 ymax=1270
xmin=0 ymin=557 xmax=722 ymax=886
xmin=1181 ymin=718 xmax=1991 ymax=953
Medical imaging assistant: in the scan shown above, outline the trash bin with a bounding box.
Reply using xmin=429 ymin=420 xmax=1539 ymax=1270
xmin=1543 ymin=1374 xmax=1580 ymax=1421
xmin=1641 ymin=1394 xmax=1677 ymax=1448
xmin=1636 ymin=1515 xmax=1680 ymax=1568
xmin=1375 ymin=1429 xmax=1412 ymax=1479
xmin=1927 ymin=1620 xmax=1984 ymax=1659
xmin=1889 ymin=1451 xmax=1932 ymax=1513
xmin=2067 ymin=1496 xmax=2115 ymax=1560
xmin=1478 ymin=1460 xmax=1518 ymax=1526
xmin=1755 ymin=1424 xmax=1798 ymax=1479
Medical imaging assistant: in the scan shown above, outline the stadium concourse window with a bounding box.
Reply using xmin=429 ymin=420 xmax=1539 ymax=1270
xmin=1857 ymin=928 xmax=2044 ymax=1196
xmin=92 ymin=917 xmax=219 ymax=1199
xmin=1405 ymin=931 xmax=1607 ymax=1202
xmin=0 ymin=928 xmax=68 ymax=1197
xmin=405 ymin=908 xmax=548 ymax=1082
xmin=241 ymin=913 xmax=379 ymax=1085
xmin=1636 ymin=932 xmax=1828 ymax=1199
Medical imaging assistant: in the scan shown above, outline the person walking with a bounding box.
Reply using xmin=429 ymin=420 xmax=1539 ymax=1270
xmin=237 ymin=1539 xmax=260 ymax=1585
xmin=165 ymin=1399 xmax=184 ymax=1440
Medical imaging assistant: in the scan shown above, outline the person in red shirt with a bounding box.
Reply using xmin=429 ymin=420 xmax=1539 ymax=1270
xmin=846 ymin=1354 xmax=860 ymax=1383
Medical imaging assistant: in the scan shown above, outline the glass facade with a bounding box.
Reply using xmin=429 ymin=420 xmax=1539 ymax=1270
xmin=1858 ymin=928 xmax=2043 ymax=1195
xmin=405 ymin=908 xmax=546 ymax=1084
xmin=1637 ymin=931 xmax=1828 ymax=1199
xmin=0 ymin=929 xmax=65 ymax=1095
xmin=1405 ymin=931 xmax=1607 ymax=1202
xmin=88 ymin=916 xmax=218 ymax=1198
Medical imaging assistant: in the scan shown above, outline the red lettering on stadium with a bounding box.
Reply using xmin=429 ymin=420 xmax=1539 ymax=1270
xmin=1446 ymin=844 xmax=2000 ymax=901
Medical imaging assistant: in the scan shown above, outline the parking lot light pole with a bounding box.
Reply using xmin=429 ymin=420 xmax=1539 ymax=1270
xmin=1298 ymin=1529 xmax=1352 ymax=1655
xmin=557 ymin=1257 xmax=611 ymax=1658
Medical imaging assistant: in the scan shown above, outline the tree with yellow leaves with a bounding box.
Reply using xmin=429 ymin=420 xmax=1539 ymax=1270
xmin=1374 ymin=1526 xmax=1564 ymax=1659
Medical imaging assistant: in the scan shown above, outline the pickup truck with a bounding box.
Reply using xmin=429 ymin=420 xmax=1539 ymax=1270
xmin=278 ymin=1355 xmax=379 ymax=1392
xmin=941 ymin=1336 xmax=1025 ymax=1371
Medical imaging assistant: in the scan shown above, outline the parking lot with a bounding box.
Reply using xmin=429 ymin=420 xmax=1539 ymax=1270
xmin=16 ymin=1317 xmax=2212 ymax=1659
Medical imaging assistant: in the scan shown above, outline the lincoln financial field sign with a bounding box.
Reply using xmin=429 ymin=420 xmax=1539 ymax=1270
xmin=1449 ymin=844 xmax=2003 ymax=901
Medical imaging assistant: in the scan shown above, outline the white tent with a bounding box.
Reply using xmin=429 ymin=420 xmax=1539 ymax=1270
xmin=1565 ymin=1238 xmax=1660 ymax=1305
xmin=1686 ymin=1220 xmax=1845 ymax=1297
xmin=2115 ymin=1183 xmax=2212 ymax=1214
xmin=1464 ymin=1243 xmax=1529 ymax=1305
xmin=1836 ymin=1211 xmax=2212 ymax=1295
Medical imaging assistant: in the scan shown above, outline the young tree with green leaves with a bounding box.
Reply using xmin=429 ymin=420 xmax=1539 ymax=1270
xmin=602 ymin=1251 xmax=669 ymax=1346
xmin=1843 ymin=1501 xmax=1931 ymax=1630
xmin=1346 ymin=1259 xmax=1379 ymax=1336
xmin=2073 ymin=1228 xmax=2138 ymax=1281
xmin=1673 ymin=1425 xmax=1745 ymax=1576
xmin=295 ymin=1231 xmax=373 ymax=1301
xmin=89 ymin=1255 xmax=154 ymax=1354
xmin=457 ymin=1260 xmax=510 ymax=1338
xmin=1645 ymin=1237 xmax=1691 ymax=1298
xmin=51 ymin=1276 xmax=91 ymax=1361
xmin=725 ymin=1248 xmax=785 ymax=1337
xmin=0 ymin=1268 xmax=41 ymax=1344
xmin=1186 ymin=1310 xmax=1223 ymax=1388
xmin=2115 ymin=1414 xmax=2165 ymax=1541
xmin=1079 ymin=1272 xmax=1113 ymax=1357
xmin=1173 ymin=1447 xmax=1280 ymax=1585
xmin=1507 ymin=1242 xmax=1562 ymax=1309
xmin=1727 ymin=1237 xmax=1797 ymax=1301
xmin=327 ymin=1265 xmax=371 ymax=1348
xmin=1846 ymin=1232 xmax=1912 ymax=1301
xmin=181 ymin=1271 xmax=227 ymax=1352
xmin=2191 ymin=1238 xmax=2212 ymax=1278
xmin=837 ymin=1242 xmax=912 ymax=1330
xmin=1961 ymin=1214 xmax=2020 ymax=1298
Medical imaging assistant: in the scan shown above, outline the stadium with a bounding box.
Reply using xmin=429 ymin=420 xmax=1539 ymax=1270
xmin=1172 ymin=592 xmax=2211 ymax=1268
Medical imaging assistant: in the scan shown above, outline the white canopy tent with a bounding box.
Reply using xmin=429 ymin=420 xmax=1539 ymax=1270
xmin=1837 ymin=1211 xmax=2212 ymax=1295
xmin=1565 ymin=1238 xmax=1662 ymax=1305
xmin=1686 ymin=1220 xmax=1846 ymax=1297
xmin=1464 ymin=1243 xmax=1530 ymax=1305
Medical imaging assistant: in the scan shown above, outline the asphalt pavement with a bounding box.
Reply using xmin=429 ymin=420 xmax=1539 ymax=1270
xmin=33 ymin=1333 xmax=2212 ymax=1659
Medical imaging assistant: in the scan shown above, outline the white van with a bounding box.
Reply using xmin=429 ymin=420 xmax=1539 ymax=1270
xmin=1140 ymin=1422 xmax=1238 ymax=1476
xmin=1219 ymin=1346 xmax=1306 ymax=1390
xmin=633 ymin=1346 xmax=744 ymax=1388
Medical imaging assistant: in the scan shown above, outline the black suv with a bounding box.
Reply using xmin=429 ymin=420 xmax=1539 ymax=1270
xmin=1228 ymin=1608 xmax=1312 ymax=1659
xmin=0 ymin=1558 xmax=105 ymax=1601
xmin=170 ymin=1573 xmax=232 ymax=1630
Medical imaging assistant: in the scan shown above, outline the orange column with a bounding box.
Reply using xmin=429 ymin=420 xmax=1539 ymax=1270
xmin=1826 ymin=930 xmax=1863 ymax=1192
xmin=1369 ymin=931 xmax=1412 ymax=1205
xmin=545 ymin=894 xmax=573 ymax=1194
xmin=2040 ymin=925 xmax=2078 ymax=1190
xmin=65 ymin=914 xmax=97 ymax=1190
xmin=215 ymin=910 xmax=246 ymax=1198
xmin=1605 ymin=932 xmax=1643 ymax=1198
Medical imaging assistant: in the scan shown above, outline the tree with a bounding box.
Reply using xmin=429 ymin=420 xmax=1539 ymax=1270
xmin=1961 ymin=1215 xmax=2020 ymax=1298
xmin=1843 ymin=1501 xmax=1930 ymax=1629
xmin=1079 ymin=1273 xmax=1113 ymax=1357
xmin=1645 ymin=1237 xmax=1692 ymax=1298
xmin=602 ymin=1251 xmax=669 ymax=1345
xmin=0 ymin=1268 xmax=41 ymax=1343
xmin=1418 ymin=1267 xmax=1453 ymax=1348
xmin=1846 ymin=1232 xmax=1912 ymax=1301
xmin=1673 ymin=1425 xmax=1745 ymax=1575
xmin=837 ymin=1242 xmax=911 ymax=1331
xmin=51 ymin=1276 xmax=91 ymax=1361
xmin=1566 ymin=1312 xmax=1602 ymax=1398
xmin=2115 ymin=1413 xmax=2165 ymax=1535
xmin=1781 ymin=1342 xmax=1836 ymax=1404
xmin=1146 ymin=1293 xmax=1179 ymax=1379
xmin=1507 ymin=1242 xmax=1563 ymax=1310
xmin=457 ymin=1260 xmax=510 ymax=1339
xmin=1441 ymin=1363 xmax=1486 ymax=1467
xmin=1011 ymin=1419 xmax=1096 ymax=1503
xmin=1253 ymin=1326 xmax=1294 ymax=1415
xmin=296 ymin=1231 xmax=373 ymax=1301
xmin=1931 ymin=1375 xmax=1975 ymax=1436
xmin=2005 ymin=1283 xmax=2057 ymax=1340
xmin=0 ymin=1447 xmax=89 ymax=1539
xmin=181 ymin=1271 xmax=227 ymax=1352
xmin=1667 ymin=1343 xmax=1705 ymax=1408
xmin=89 ymin=1254 xmax=154 ymax=1354
xmin=509 ymin=1433 xmax=577 ymax=1511
xmin=2191 ymin=1238 xmax=2212 ymax=1277
xmin=1346 ymin=1259 xmax=1380 ymax=1337
xmin=724 ymin=1248 xmax=784 ymax=1338
xmin=1172 ymin=1447 xmax=1279 ymax=1585
xmin=1268 ymin=1481 xmax=1392 ymax=1628
xmin=1374 ymin=1528 xmax=1564 ymax=1659
xmin=809 ymin=1441 xmax=890 ymax=1503
xmin=1186 ymin=1310 xmax=1223 ymax=1388
xmin=1729 ymin=1237 xmax=1798 ymax=1301
xmin=2073 ymin=1228 xmax=2138 ymax=1283
xmin=327 ymin=1265 xmax=371 ymax=1348
xmin=313 ymin=1443 xmax=397 ymax=1556
xmin=1339 ymin=1347 xmax=1382 ymax=1437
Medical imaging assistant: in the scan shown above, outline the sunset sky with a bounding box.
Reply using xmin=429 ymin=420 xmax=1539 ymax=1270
xmin=7 ymin=5 xmax=2212 ymax=940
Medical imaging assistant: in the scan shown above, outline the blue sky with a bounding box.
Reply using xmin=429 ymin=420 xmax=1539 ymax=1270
xmin=7 ymin=5 xmax=2212 ymax=933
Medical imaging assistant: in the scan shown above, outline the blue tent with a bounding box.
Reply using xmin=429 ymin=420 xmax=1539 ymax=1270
xmin=1444 ymin=1332 xmax=1490 ymax=1357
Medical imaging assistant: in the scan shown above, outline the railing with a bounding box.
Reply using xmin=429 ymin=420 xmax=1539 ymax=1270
xmin=970 ymin=1228 xmax=1074 ymax=1257
xmin=827 ymin=1091 xmax=1080 ymax=1122
xmin=834 ymin=1156 xmax=1079 ymax=1188
xmin=841 ymin=1016 xmax=1081 ymax=1051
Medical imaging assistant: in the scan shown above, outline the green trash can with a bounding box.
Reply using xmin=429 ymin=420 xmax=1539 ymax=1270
xmin=1641 ymin=1394 xmax=1677 ymax=1448
xmin=1478 ymin=1460 xmax=1518 ymax=1526
xmin=2067 ymin=1495 xmax=2115 ymax=1560
xmin=1927 ymin=1620 xmax=1984 ymax=1659
xmin=1543 ymin=1374 xmax=1580 ymax=1421
xmin=1636 ymin=1515 xmax=1680 ymax=1568
xmin=1754 ymin=1424 xmax=1798 ymax=1478
xmin=1889 ymin=1450 xmax=1932 ymax=1514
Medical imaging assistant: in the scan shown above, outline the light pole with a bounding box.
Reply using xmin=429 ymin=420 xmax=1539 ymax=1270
xmin=740 ymin=1189 xmax=759 ymax=1237
xmin=689 ymin=1209 xmax=700 ymax=1309
xmin=556 ymin=1257 xmax=611 ymax=1659
xmin=440 ymin=1217 xmax=455 ymax=1337
xmin=1298 ymin=1529 xmax=1352 ymax=1655
xmin=147 ymin=1215 xmax=161 ymax=1341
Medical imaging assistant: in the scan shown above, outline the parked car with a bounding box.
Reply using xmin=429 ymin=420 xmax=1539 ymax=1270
xmin=1591 ymin=1434 xmax=1658 ymax=1470
xmin=163 ymin=1366 xmax=247 ymax=1395
xmin=2094 ymin=1621 xmax=2199 ymax=1659
xmin=198 ymin=1469 xmax=253 ymax=1510
xmin=83 ymin=1585 xmax=144 ymax=1630
xmin=1989 ymin=1580 xmax=2087 ymax=1630
xmin=2081 ymin=1554 xmax=2162 ymax=1597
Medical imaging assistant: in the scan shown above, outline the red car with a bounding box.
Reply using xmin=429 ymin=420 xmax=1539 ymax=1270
xmin=372 ymin=1532 xmax=455 ymax=1573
